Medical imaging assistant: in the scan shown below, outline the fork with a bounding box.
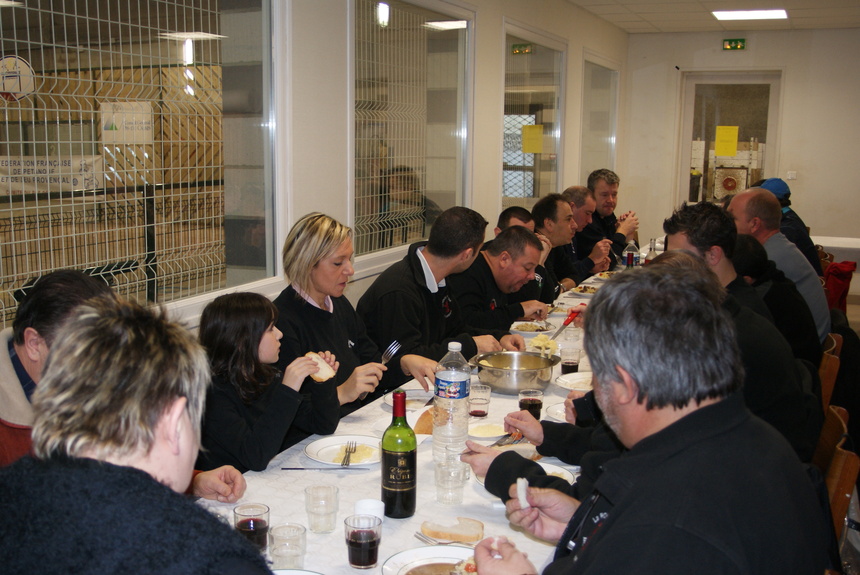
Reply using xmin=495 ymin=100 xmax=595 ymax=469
xmin=340 ymin=440 xmax=357 ymax=467
xmin=414 ymin=532 xmax=476 ymax=547
xmin=359 ymin=340 xmax=401 ymax=400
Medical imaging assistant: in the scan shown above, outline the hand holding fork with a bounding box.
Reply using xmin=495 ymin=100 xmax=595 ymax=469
xmin=358 ymin=340 xmax=401 ymax=400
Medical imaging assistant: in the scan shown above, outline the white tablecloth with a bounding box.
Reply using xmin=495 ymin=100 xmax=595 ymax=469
xmin=198 ymin=378 xmax=577 ymax=574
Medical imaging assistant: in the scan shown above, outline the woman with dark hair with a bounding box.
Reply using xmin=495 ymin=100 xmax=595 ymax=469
xmin=196 ymin=292 xmax=338 ymax=472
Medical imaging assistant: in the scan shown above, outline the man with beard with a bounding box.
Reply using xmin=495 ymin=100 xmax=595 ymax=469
xmin=472 ymin=265 xmax=828 ymax=575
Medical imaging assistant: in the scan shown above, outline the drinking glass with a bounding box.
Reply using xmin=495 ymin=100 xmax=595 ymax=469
xmin=469 ymin=384 xmax=491 ymax=417
xmin=233 ymin=502 xmax=270 ymax=552
xmin=518 ymin=389 xmax=543 ymax=420
xmin=305 ymin=485 xmax=339 ymax=533
xmin=269 ymin=523 xmax=306 ymax=569
xmin=344 ymin=514 xmax=382 ymax=569
xmin=560 ymin=346 xmax=581 ymax=374
xmin=435 ymin=459 xmax=470 ymax=504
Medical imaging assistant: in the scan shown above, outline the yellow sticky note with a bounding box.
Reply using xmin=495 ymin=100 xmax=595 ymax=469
xmin=715 ymin=126 xmax=739 ymax=157
xmin=522 ymin=125 xmax=544 ymax=154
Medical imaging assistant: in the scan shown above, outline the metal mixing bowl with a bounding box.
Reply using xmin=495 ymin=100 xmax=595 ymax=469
xmin=469 ymin=351 xmax=560 ymax=395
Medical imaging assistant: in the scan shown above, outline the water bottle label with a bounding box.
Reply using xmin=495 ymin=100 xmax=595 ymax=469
xmin=434 ymin=373 xmax=469 ymax=399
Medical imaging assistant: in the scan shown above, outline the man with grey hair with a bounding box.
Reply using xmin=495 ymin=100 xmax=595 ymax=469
xmin=473 ymin=266 xmax=828 ymax=574
xmin=0 ymin=297 xmax=270 ymax=574
xmin=728 ymin=187 xmax=830 ymax=342
xmin=560 ymin=185 xmax=611 ymax=281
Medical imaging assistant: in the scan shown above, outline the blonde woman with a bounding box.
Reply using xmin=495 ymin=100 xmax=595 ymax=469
xmin=274 ymin=213 xmax=436 ymax=413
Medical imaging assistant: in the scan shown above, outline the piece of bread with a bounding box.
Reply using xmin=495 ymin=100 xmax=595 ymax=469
xmin=413 ymin=408 xmax=434 ymax=434
xmin=420 ymin=517 xmax=484 ymax=543
xmin=305 ymin=352 xmax=335 ymax=382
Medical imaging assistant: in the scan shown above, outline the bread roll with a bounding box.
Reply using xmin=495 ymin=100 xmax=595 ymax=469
xmin=420 ymin=517 xmax=484 ymax=543
xmin=305 ymin=352 xmax=335 ymax=382
xmin=413 ymin=408 xmax=434 ymax=434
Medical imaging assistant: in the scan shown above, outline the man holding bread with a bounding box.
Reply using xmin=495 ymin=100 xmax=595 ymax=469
xmin=474 ymin=266 xmax=828 ymax=574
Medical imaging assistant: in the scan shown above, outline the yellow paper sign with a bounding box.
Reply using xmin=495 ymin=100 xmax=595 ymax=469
xmin=714 ymin=126 xmax=739 ymax=157
xmin=522 ymin=125 xmax=544 ymax=154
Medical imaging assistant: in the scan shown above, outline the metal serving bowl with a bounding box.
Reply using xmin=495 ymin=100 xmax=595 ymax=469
xmin=469 ymin=351 xmax=560 ymax=395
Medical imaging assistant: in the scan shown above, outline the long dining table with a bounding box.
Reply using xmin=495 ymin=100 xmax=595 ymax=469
xmin=197 ymin=372 xmax=582 ymax=574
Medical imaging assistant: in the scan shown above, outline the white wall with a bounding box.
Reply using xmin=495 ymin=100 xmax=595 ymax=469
xmin=621 ymin=28 xmax=860 ymax=245
xmin=283 ymin=0 xmax=628 ymax=305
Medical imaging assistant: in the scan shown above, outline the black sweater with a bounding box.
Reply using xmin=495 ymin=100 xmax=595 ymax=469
xmin=0 ymin=456 xmax=271 ymax=574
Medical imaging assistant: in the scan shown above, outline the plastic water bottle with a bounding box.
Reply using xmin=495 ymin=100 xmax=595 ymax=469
xmin=622 ymin=240 xmax=639 ymax=269
xmin=432 ymin=342 xmax=471 ymax=463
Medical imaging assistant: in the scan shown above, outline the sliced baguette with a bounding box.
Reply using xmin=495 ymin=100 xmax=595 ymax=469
xmin=420 ymin=517 xmax=484 ymax=543
xmin=305 ymin=352 xmax=335 ymax=382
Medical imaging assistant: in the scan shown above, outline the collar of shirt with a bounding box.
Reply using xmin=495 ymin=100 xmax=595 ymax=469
xmin=290 ymin=283 xmax=333 ymax=313
xmin=8 ymin=337 xmax=36 ymax=402
xmin=416 ymin=246 xmax=445 ymax=293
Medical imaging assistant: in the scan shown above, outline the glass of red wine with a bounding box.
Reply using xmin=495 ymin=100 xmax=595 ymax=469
xmin=518 ymin=389 xmax=543 ymax=420
xmin=233 ymin=502 xmax=270 ymax=553
xmin=469 ymin=384 xmax=492 ymax=418
xmin=344 ymin=514 xmax=382 ymax=569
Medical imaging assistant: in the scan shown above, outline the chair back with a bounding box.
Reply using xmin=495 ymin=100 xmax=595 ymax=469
xmin=812 ymin=405 xmax=860 ymax=540
xmin=820 ymin=353 xmax=841 ymax=409
xmin=822 ymin=333 xmax=844 ymax=358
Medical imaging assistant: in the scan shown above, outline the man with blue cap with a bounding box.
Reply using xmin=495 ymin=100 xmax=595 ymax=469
xmin=758 ymin=178 xmax=822 ymax=275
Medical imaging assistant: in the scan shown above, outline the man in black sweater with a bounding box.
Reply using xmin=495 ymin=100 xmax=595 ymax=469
xmin=574 ymin=169 xmax=638 ymax=269
xmin=448 ymin=225 xmax=548 ymax=331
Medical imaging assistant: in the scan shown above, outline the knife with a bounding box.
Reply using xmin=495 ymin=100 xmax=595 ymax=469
xmin=281 ymin=467 xmax=371 ymax=471
xmin=550 ymin=308 xmax=583 ymax=340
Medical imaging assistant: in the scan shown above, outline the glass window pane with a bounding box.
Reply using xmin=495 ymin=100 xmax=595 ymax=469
xmin=354 ymin=0 xmax=468 ymax=255
xmin=503 ymin=34 xmax=562 ymax=205
xmin=0 ymin=0 xmax=272 ymax=326
xmin=580 ymin=61 xmax=618 ymax=184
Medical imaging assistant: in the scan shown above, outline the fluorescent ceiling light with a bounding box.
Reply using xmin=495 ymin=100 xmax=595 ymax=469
xmin=0 ymin=1 xmax=25 ymax=6
xmin=424 ymin=20 xmax=468 ymax=31
xmin=712 ymin=10 xmax=788 ymax=21
xmin=377 ymin=3 xmax=390 ymax=28
xmin=158 ymin=32 xmax=226 ymax=41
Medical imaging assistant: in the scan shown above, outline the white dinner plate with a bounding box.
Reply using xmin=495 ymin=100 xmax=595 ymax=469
xmin=566 ymin=285 xmax=599 ymax=297
xmin=476 ymin=460 xmax=573 ymax=486
xmin=591 ymin=271 xmax=620 ymax=281
xmin=303 ymin=435 xmax=380 ymax=465
xmin=381 ymin=545 xmax=473 ymax=575
xmin=538 ymin=462 xmax=575 ymax=483
xmin=509 ymin=321 xmax=555 ymax=337
xmin=468 ymin=422 xmax=506 ymax=439
xmin=384 ymin=387 xmax=435 ymax=410
xmin=546 ymin=402 xmax=566 ymax=422
xmin=554 ymin=372 xmax=593 ymax=392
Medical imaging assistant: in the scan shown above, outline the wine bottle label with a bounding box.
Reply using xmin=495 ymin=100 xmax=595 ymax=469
xmin=381 ymin=449 xmax=416 ymax=491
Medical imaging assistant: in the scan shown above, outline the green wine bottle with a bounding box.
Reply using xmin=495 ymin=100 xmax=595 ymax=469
xmin=381 ymin=390 xmax=417 ymax=518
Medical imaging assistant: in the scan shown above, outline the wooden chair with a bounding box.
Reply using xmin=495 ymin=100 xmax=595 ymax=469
xmin=813 ymin=405 xmax=850 ymax=473
xmin=817 ymin=245 xmax=835 ymax=275
xmin=820 ymin=353 xmax=841 ymax=409
xmin=812 ymin=406 xmax=860 ymax=540
xmin=822 ymin=333 xmax=844 ymax=358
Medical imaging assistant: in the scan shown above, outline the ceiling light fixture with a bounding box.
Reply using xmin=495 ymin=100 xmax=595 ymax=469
xmin=0 ymin=1 xmax=25 ymax=6
xmin=424 ymin=20 xmax=468 ymax=31
xmin=158 ymin=32 xmax=227 ymax=41
xmin=712 ymin=9 xmax=788 ymax=21
xmin=376 ymin=3 xmax=390 ymax=28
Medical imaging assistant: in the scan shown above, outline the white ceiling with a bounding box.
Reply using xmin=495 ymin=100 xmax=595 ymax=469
xmin=564 ymin=0 xmax=860 ymax=33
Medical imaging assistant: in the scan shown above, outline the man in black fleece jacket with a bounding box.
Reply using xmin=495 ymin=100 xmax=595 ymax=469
xmin=358 ymin=206 xmax=524 ymax=361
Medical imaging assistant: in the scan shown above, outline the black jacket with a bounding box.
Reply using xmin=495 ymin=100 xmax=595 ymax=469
xmin=357 ymin=242 xmax=507 ymax=361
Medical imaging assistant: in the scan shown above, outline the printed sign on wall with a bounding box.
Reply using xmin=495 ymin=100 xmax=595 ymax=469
xmin=0 ymin=156 xmax=104 ymax=194
xmin=101 ymin=101 xmax=154 ymax=145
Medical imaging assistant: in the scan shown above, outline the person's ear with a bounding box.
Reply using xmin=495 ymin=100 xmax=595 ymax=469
xmin=613 ymin=366 xmax=640 ymax=406
xmin=22 ymin=327 xmax=47 ymax=362
xmin=161 ymin=397 xmax=188 ymax=456
xmin=748 ymin=216 xmax=762 ymax=235
xmin=703 ymin=246 xmax=723 ymax=267
xmin=493 ymin=226 xmax=502 ymax=237
xmin=499 ymin=251 xmax=512 ymax=267
xmin=742 ymin=275 xmax=754 ymax=285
